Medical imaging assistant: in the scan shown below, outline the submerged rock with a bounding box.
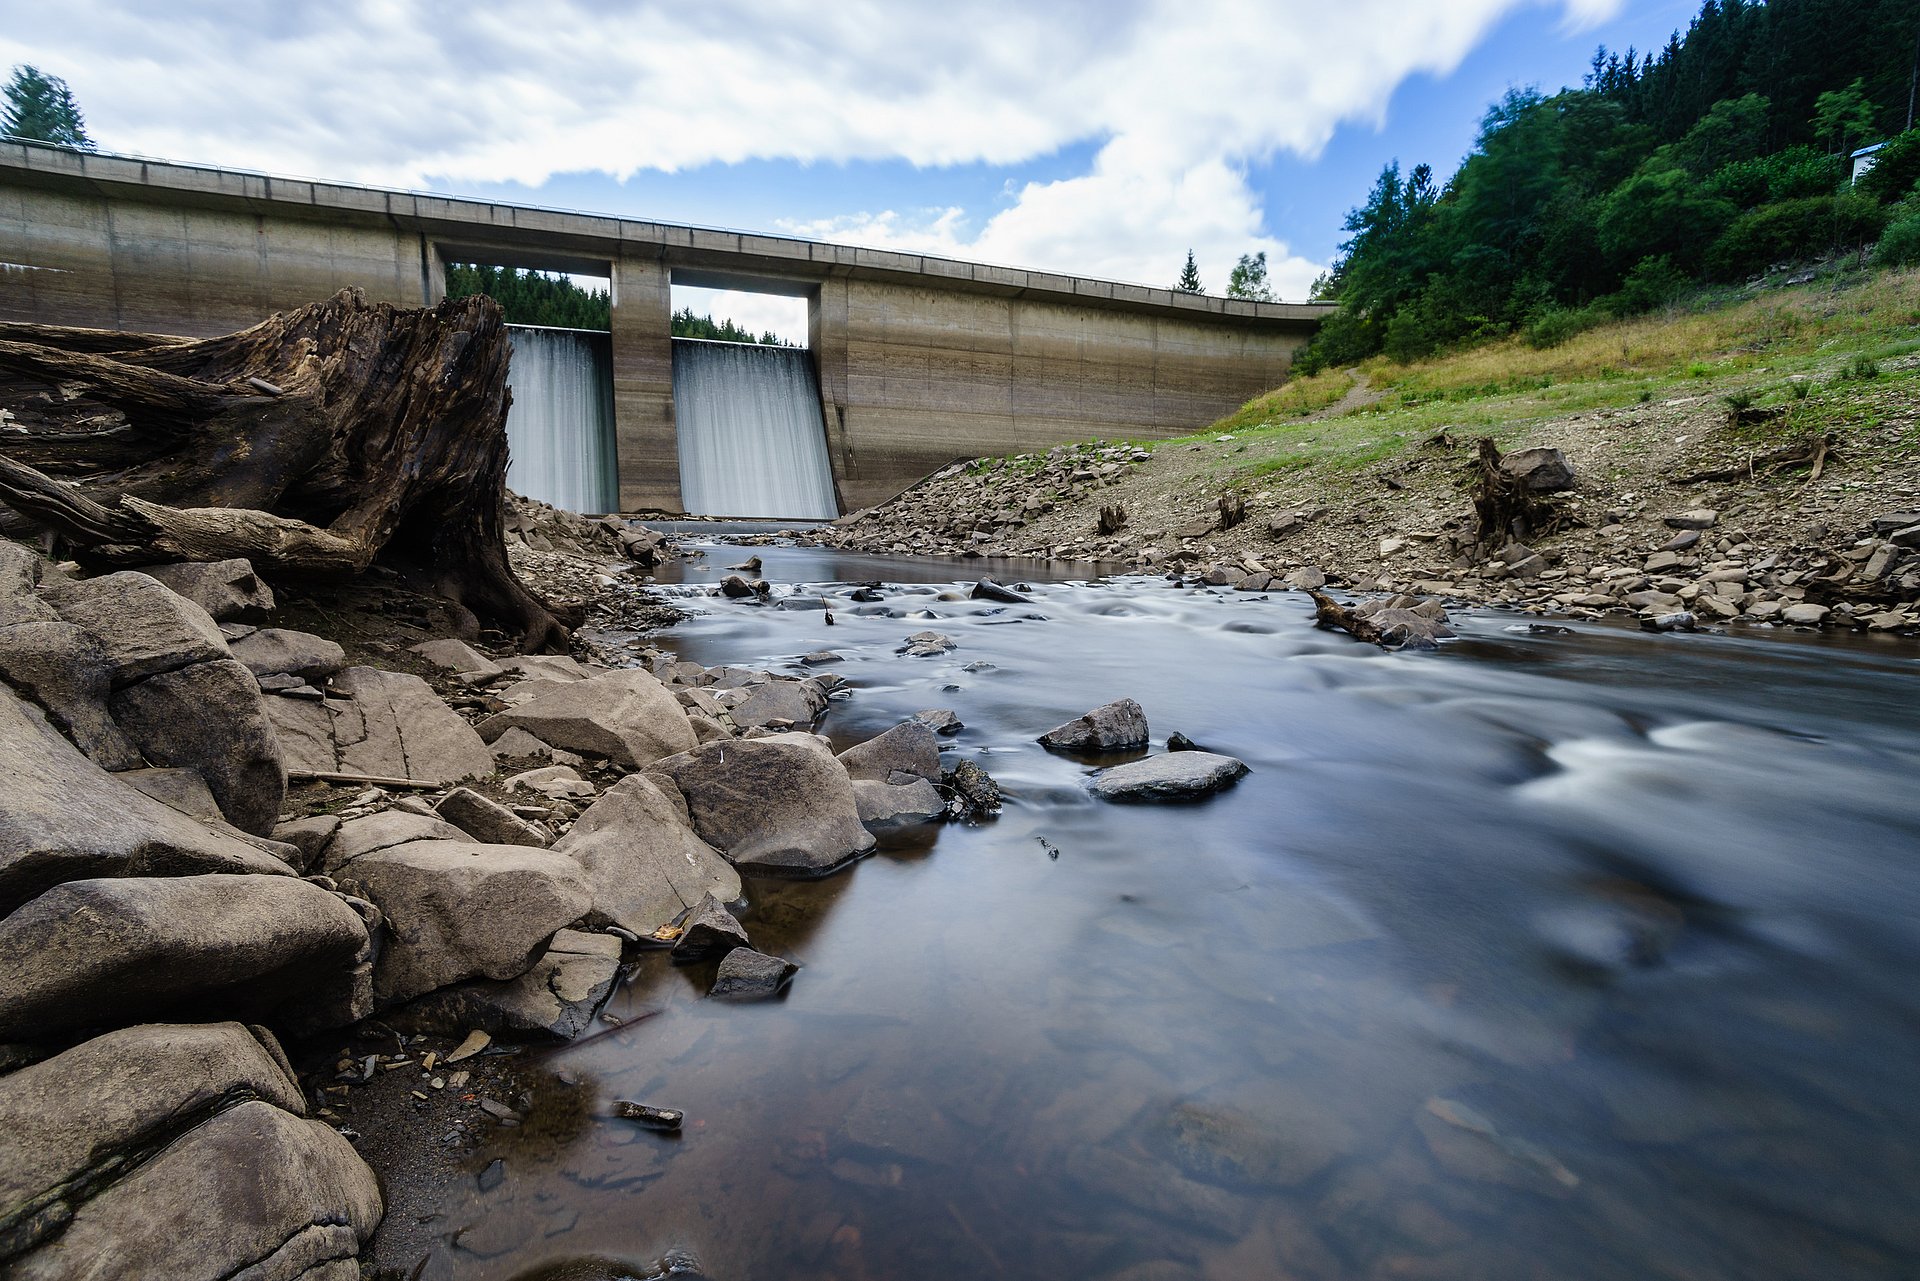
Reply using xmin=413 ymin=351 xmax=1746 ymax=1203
xmin=670 ymin=894 xmax=750 ymax=962
xmin=709 ymin=948 xmax=798 ymax=1000
xmin=1088 ymin=752 xmax=1248 ymax=802
xmin=1039 ymin=698 xmax=1149 ymax=752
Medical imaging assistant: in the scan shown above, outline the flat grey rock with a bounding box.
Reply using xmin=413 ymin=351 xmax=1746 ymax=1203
xmin=9 ymin=1099 xmax=380 ymax=1280
xmin=436 ymin=787 xmax=552 ymax=848
xmin=390 ymin=928 xmax=621 ymax=1040
xmin=266 ymin=667 xmax=493 ymax=785
xmin=0 ymin=1021 xmax=306 ymax=1256
xmin=851 ymin=777 xmax=947 ymax=829
xmin=227 ymin=627 xmax=345 ymax=681
xmin=477 ymin=667 xmax=696 ymax=769
xmin=837 ymin=720 xmax=941 ymax=783
xmin=136 ymin=559 xmax=274 ymax=624
xmin=0 ymin=874 xmax=372 ymax=1041
xmin=1088 ymin=751 xmax=1249 ymax=802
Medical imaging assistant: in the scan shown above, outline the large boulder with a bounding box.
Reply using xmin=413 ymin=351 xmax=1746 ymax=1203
xmin=476 ymin=668 xmax=696 ymax=769
xmin=265 ymin=667 xmax=493 ymax=785
xmin=1498 ymin=446 xmax=1575 ymax=493
xmin=322 ymin=811 xmax=468 ymax=870
xmin=552 ymin=774 xmax=740 ymax=935
xmin=135 ymin=559 xmax=275 ymax=624
xmin=328 ymin=841 xmax=592 ymax=1005
xmin=1039 ymin=698 xmax=1149 ymax=752
xmin=0 ymin=875 xmax=372 ymax=1041
xmin=837 ymin=720 xmax=941 ymax=784
xmin=0 ymin=686 xmax=293 ymax=918
xmin=389 ymin=929 xmax=622 ymax=1040
xmin=651 ymin=733 xmax=875 ymax=878
xmin=109 ymin=659 xmax=286 ymax=835
xmin=0 ymin=1022 xmax=306 ymax=1262
xmin=8 ymin=1100 xmax=379 ymax=1281
xmin=0 ymin=621 xmax=143 ymax=770
xmin=41 ymin=572 xmax=228 ymax=687
xmin=226 ymin=628 xmax=346 ymax=682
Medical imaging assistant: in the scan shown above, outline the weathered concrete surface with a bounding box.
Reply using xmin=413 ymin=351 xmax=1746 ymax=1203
xmin=0 ymin=144 xmax=1330 ymax=515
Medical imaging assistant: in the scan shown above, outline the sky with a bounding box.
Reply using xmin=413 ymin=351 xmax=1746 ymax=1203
xmin=2 ymin=0 xmax=1703 ymax=343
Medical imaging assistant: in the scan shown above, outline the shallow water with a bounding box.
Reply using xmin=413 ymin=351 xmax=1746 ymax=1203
xmin=423 ymin=544 xmax=1920 ymax=1281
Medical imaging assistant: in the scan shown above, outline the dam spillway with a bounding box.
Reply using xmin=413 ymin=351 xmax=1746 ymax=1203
xmin=671 ymin=338 xmax=838 ymax=520
xmin=504 ymin=325 xmax=618 ymax=515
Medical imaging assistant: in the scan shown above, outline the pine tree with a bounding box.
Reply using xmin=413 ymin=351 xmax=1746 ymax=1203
xmin=1175 ymin=250 xmax=1203 ymax=293
xmin=2 ymin=65 xmax=93 ymax=149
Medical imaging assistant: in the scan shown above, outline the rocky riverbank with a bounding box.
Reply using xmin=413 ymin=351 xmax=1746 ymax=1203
xmin=810 ymin=372 xmax=1920 ymax=639
xmin=0 ymin=501 xmax=1015 ymax=1280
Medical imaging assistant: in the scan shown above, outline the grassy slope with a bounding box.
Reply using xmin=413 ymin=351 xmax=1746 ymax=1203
xmin=1169 ymin=266 xmax=1920 ymax=485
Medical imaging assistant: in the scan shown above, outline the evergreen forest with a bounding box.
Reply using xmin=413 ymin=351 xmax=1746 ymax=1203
xmin=1296 ymin=0 xmax=1920 ymax=372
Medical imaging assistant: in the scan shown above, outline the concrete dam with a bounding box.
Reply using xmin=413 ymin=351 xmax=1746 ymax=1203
xmin=0 ymin=142 xmax=1334 ymax=517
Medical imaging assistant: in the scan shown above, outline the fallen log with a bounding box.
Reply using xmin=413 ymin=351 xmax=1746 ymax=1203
xmin=0 ymin=289 xmax=566 ymax=650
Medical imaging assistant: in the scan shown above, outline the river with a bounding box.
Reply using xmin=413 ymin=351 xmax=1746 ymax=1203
xmin=416 ymin=539 xmax=1920 ymax=1281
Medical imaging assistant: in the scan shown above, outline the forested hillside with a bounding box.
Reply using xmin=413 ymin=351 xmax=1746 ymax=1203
xmin=443 ymin=263 xmax=612 ymax=329
xmin=1299 ymin=0 xmax=1920 ymax=371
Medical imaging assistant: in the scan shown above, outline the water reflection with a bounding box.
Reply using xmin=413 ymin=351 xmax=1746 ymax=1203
xmin=400 ymin=543 xmax=1920 ymax=1280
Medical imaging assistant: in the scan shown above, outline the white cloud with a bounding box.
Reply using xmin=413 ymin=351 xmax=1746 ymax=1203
xmin=0 ymin=0 xmax=1623 ymax=297
xmin=671 ymin=286 xmax=808 ymax=345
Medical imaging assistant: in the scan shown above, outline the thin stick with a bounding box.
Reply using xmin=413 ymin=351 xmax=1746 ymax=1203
xmin=288 ymin=770 xmax=443 ymax=790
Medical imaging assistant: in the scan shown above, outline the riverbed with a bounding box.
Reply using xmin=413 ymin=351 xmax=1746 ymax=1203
xmin=407 ymin=542 xmax=1920 ymax=1281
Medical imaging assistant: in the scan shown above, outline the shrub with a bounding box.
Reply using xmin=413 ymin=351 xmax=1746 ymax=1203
xmin=1603 ymin=256 xmax=1689 ymax=316
xmin=1874 ymin=211 xmax=1920 ymax=268
xmin=1703 ymin=146 xmax=1843 ymax=209
xmin=1706 ymin=194 xmax=1888 ymax=279
xmin=1523 ymin=306 xmax=1601 ymax=349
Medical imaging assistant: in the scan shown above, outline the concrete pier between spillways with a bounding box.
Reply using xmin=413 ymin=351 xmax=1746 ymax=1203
xmin=0 ymin=141 xmax=1333 ymax=515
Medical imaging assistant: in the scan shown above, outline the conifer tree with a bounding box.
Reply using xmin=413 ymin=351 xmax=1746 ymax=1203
xmin=1175 ymin=250 xmax=1203 ymax=293
xmin=2 ymin=65 xmax=93 ymax=149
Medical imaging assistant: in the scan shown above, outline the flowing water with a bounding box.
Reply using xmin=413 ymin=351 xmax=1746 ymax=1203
xmin=406 ymin=543 xmax=1920 ymax=1281
xmin=505 ymin=327 xmax=618 ymax=515
xmin=672 ymin=341 xmax=838 ymax=520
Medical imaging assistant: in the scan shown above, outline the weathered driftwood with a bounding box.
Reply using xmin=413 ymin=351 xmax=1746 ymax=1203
xmin=0 ymin=290 xmax=566 ymax=650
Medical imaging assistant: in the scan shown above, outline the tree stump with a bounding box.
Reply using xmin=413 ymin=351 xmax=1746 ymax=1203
xmin=0 ymin=289 xmax=566 ymax=650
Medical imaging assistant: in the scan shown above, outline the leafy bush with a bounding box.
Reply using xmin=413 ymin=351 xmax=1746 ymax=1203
xmin=1706 ymin=194 xmax=1888 ymax=279
xmin=1523 ymin=306 xmax=1602 ymax=349
xmin=1603 ymin=256 xmax=1689 ymax=316
xmin=1874 ymin=211 xmax=1920 ymax=267
xmin=1702 ymin=146 xmax=1843 ymax=209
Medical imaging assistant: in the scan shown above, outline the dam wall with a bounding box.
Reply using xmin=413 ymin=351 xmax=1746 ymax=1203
xmin=0 ymin=142 xmax=1332 ymax=515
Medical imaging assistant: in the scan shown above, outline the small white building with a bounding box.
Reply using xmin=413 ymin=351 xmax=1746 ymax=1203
xmin=1851 ymin=141 xmax=1887 ymax=184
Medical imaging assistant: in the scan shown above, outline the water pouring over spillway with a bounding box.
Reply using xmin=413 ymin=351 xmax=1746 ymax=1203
xmin=504 ymin=326 xmax=618 ymax=515
xmin=672 ymin=338 xmax=839 ymax=520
